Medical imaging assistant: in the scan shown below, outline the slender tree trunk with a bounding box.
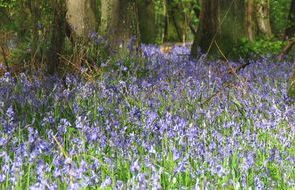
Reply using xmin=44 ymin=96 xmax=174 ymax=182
xmin=256 ymin=0 xmax=272 ymax=37
xmin=163 ymin=0 xmax=169 ymax=42
xmin=28 ymin=0 xmax=41 ymax=60
xmin=191 ymin=0 xmax=219 ymax=57
xmin=171 ymin=9 xmax=183 ymax=42
xmin=47 ymin=0 xmax=66 ymax=74
xmin=246 ymin=0 xmax=256 ymax=41
xmin=160 ymin=0 xmax=167 ymax=43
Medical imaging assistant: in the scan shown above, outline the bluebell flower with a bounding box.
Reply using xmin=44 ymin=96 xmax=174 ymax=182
xmin=130 ymin=159 xmax=140 ymax=173
xmin=101 ymin=176 xmax=112 ymax=188
xmin=58 ymin=118 xmax=72 ymax=134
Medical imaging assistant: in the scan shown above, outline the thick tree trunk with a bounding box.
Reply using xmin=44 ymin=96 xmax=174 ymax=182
xmin=66 ymin=0 xmax=97 ymax=40
xmin=101 ymin=0 xmax=140 ymax=53
xmin=246 ymin=0 xmax=256 ymax=41
xmin=191 ymin=0 xmax=219 ymax=58
xmin=138 ymin=0 xmax=157 ymax=44
xmin=256 ymin=0 xmax=272 ymax=37
xmin=191 ymin=0 xmax=245 ymax=58
xmin=100 ymin=0 xmax=118 ymax=36
xmin=218 ymin=0 xmax=245 ymax=56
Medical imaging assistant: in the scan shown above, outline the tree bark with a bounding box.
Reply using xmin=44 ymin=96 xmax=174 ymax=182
xmin=279 ymin=0 xmax=295 ymax=60
xmin=28 ymin=0 xmax=41 ymax=59
xmin=47 ymin=0 xmax=67 ymax=74
xmin=163 ymin=0 xmax=169 ymax=42
xmin=255 ymin=0 xmax=272 ymax=37
xmin=191 ymin=0 xmax=245 ymax=58
xmin=66 ymin=0 xmax=97 ymax=40
xmin=138 ymin=0 xmax=157 ymax=44
xmin=101 ymin=0 xmax=140 ymax=54
xmin=191 ymin=0 xmax=219 ymax=58
xmin=284 ymin=0 xmax=295 ymax=39
xmin=246 ymin=0 xmax=256 ymax=41
xmin=218 ymin=0 xmax=245 ymax=55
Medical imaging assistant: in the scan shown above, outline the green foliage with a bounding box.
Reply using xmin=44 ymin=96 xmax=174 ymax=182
xmin=153 ymin=0 xmax=199 ymax=43
xmin=233 ymin=38 xmax=287 ymax=59
xmin=154 ymin=0 xmax=166 ymax=44
xmin=0 ymin=0 xmax=16 ymax=8
xmin=270 ymin=0 xmax=291 ymax=35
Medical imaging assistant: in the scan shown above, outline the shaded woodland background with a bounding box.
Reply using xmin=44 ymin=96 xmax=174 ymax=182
xmin=0 ymin=0 xmax=294 ymax=75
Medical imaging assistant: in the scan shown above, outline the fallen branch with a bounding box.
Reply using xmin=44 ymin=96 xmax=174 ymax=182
xmin=278 ymin=39 xmax=295 ymax=61
xmin=228 ymin=62 xmax=251 ymax=74
xmin=201 ymin=42 xmax=249 ymax=107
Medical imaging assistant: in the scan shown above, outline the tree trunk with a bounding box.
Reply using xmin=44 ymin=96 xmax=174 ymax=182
xmin=191 ymin=0 xmax=219 ymax=58
xmin=284 ymin=0 xmax=295 ymax=39
xmin=101 ymin=0 xmax=140 ymax=54
xmin=138 ymin=0 xmax=157 ymax=44
xmin=218 ymin=0 xmax=245 ymax=56
xmin=246 ymin=0 xmax=256 ymax=41
xmin=28 ymin=0 xmax=41 ymax=60
xmin=47 ymin=0 xmax=67 ymax=74
xmin=66 ymin=0 xmax=97 ymax=40
xmin=163 ymin=0 xmax=169 ymax=42
xmin=191 ymin=0 xmax=245 ymax=58
xmin=279 ymin=0 xmax=295 ymax=60
xmin=100 ymin=0 xmax=118 ymax=36
xmin=256 ymin=0 xmax=272 ymax=37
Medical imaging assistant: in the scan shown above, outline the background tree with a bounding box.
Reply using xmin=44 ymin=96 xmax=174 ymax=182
xmin=278 ymin=0 xmax=295 ymax=60
xmin=256 ymin=0 xmax=272 ymax=37
xmin=191 ymin=0 xmax=219 ymax=58
xmin=138 ymin=0 xmax=157 ymax=44
xmin=47 ymin=0 xmax=67 ymax=74
xmin=191 ymin=0 xmax=245 ymax=58
xmin=218 ymin=0 xmax=245 ymax=56
xmin=246 ymin=0 xmax=256 ymax=41
xmin=284 ymin=0 xmax=295 ymax=39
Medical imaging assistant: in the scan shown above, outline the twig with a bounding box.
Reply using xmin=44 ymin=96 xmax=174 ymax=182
xmin=0 ymin=45 xmax=10 ymax=72
xmin=278 ymin=39 xmax=295 ymax=61
xmin=201 ymin=41 xmax=249 ymax=107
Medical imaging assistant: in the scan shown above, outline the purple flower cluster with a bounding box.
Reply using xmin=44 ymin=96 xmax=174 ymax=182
xmin=0 ymin=45 xmax=294 ymax=189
